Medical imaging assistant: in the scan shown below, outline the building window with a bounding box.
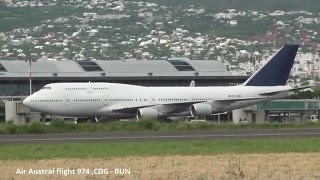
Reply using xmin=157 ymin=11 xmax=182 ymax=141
xmin=167 ymin=60 xmax=195 ymax=71
xmin=76 ymin=61 xmax=103 ymax=71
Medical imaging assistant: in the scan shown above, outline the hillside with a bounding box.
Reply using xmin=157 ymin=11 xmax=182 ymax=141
xmin=0 ymin=0 xmax=319 ymax=85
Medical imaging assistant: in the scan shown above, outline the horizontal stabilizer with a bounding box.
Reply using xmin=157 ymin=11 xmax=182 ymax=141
xmin=259 ymin=86 xmax=315 ymax=96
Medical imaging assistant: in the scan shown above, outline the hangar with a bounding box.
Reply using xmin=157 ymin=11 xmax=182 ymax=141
xmin=0 ymin=58 xmax=247 ymax=96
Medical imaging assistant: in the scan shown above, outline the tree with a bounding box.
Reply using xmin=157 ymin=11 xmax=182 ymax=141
xmin=291 ymin=88 xmax=320 ymax=99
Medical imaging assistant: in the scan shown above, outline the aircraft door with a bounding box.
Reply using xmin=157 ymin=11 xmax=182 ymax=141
xmin=64 ymin=97 xmax=70 ymax=106
xmin=87 ymin=85 xmax=93 ymax=93
xmin=151 ymin=96 xmax=156 ymax=105
xmin=96 ymin=96 xmax=109 ymax=115
xmin=104 ymin=96 xmax=109 ymax=107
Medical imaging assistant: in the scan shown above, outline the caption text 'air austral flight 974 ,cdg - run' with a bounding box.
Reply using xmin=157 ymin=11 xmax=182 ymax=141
xmin=23 ymin=44 xmax=310 ymax=121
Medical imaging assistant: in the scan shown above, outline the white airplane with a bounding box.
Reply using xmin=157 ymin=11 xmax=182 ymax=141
xmin=23 ymin=45 xmax=306 ymax=120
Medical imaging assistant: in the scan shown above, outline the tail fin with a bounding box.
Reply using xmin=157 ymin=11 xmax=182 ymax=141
xmin=243 ymin=44 xmax=299 ymax=86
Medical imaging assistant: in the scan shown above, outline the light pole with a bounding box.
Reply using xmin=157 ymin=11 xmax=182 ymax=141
xmin=26 ymin=57 xmax=36 ymax=96
xmin=29 ymin=59 xmax=32 ymax=95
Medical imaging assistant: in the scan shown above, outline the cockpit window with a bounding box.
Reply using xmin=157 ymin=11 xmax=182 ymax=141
xmin=41 ymin=86 xmax=51 ymax=90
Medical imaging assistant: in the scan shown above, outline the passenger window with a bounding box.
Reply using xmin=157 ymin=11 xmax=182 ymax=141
xmin=41 ymin=86 xmax=51 ymax=90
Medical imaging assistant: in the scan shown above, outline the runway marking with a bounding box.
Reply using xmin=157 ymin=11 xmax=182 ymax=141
xmin=1 ymin=132 xmax=320 ymax=143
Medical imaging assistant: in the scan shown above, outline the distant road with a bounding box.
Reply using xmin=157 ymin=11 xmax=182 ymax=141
xmin=0 ymin=128 xmax=320 ymax=144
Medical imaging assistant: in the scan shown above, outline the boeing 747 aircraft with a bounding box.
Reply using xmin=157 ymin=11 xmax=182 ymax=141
xmin=23 ymin=45 xmax=305 ymax=120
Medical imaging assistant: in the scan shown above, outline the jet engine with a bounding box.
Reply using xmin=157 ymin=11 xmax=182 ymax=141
xmin=189 ymin=103 xmax=213 ymax=116
xmin=136 ymin=107 xmax=160 ymax=120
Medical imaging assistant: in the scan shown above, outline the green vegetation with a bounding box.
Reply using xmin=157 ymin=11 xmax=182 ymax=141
xmin=158 ymin=0 xmax=320 ymax=12
xmin=291 ymin=88 xmax=320 ymax=99
xmin=1 ymin=119 xmax=320 ymax=134
xmin=0 ymin=6 xmax=75 ymax=32
xmin=2 ymin=0 xmax=319 ymax=60
xmin=1 ymin=137 xmax=320 ymax=160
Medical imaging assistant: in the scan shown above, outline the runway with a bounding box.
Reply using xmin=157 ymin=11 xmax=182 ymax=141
xmin=0 ymin=128 xmax=320 ymax=144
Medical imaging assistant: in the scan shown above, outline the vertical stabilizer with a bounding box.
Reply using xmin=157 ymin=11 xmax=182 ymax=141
xmin=243 ymin=44 xmax=299 ymax=86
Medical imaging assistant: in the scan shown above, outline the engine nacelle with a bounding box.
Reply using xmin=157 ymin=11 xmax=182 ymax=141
xmin=136 ymin=107 xmax=160 ymax=120
xmin=189 ymin=103 xmax=213 ymax=116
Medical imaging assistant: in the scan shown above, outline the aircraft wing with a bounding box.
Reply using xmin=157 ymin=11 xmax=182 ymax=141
xmin=109 ymin=100 xmax=205 ymax=114
xmin=107 ymin=86 xmax=312 ymax=116
xmin=108 ymin=97 xmax=262 ymax=115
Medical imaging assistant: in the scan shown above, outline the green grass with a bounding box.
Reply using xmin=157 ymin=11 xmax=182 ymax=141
xmin=1 ymin=138 xmax=320 ymax=160
xmin=1 ymin=120 xmax=320 ymax=134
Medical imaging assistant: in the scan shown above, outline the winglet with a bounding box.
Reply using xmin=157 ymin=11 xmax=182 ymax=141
xmin=243 ymin=44 xmax=299 ymax=86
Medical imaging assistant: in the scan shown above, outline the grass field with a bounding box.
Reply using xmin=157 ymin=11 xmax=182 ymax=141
xmin=2 ymin=153 xmax=320 ymax=179
xmin=1 ymin=120 xmax=320 ymax=134
xmin=1 ymin=137 xmax=320 ymax=160
xmin=2 ymin=121 xmax=320 ymax=179
xmin=2 ymin=138 xmax=320 ymax=179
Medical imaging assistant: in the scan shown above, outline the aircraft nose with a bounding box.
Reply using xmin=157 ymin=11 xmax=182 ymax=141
xmin=23 ymin=96 xmax=32 ymax=107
